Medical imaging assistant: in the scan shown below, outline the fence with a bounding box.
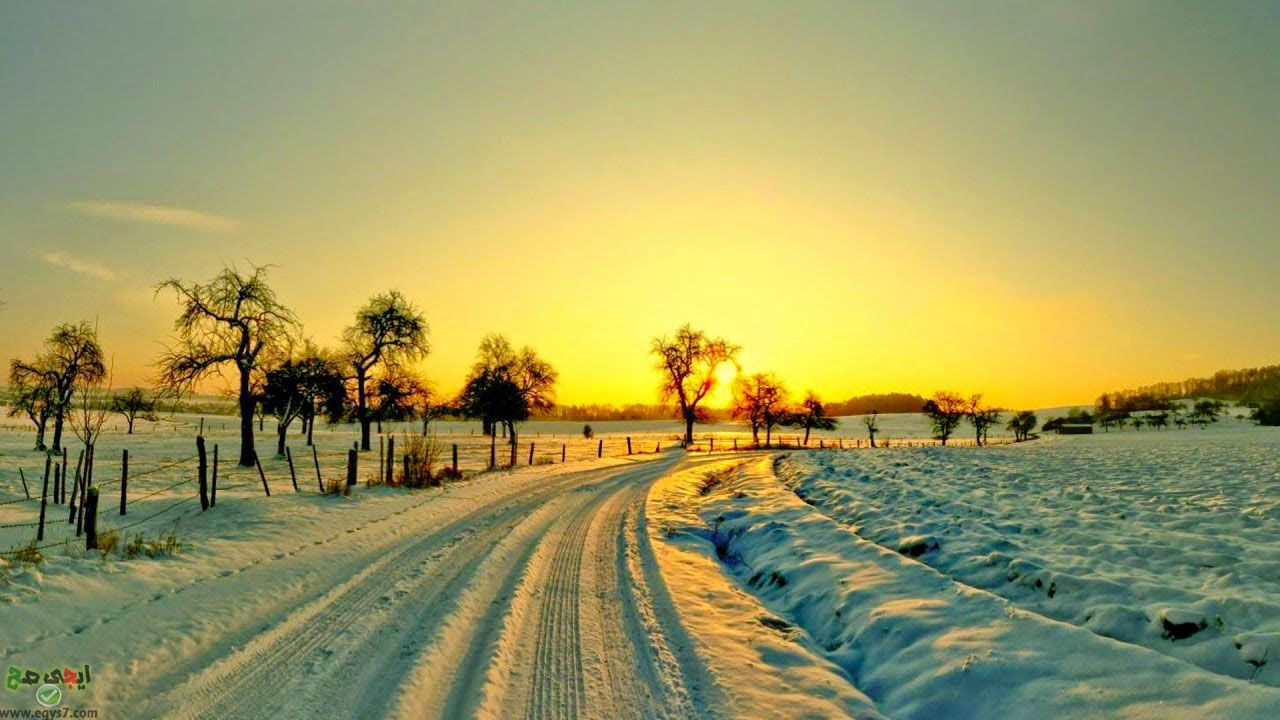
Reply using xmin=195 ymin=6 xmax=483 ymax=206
xmin=1 ymin=429 xmax=1025 ymax=558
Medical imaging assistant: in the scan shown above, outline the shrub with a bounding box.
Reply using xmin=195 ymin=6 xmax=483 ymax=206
xmin=398 ymin=433 xmax=442 ymax=487
xmin=122 ymin=523 xmax=184 ymax=558
xmin=324 ymin=476 xmax=351 ymax=496
xmin=582 ymin=424 xmax=593 ymax=439
xmin=5 ymin=540 xmax=43 ymax=568
xmin=96 ymin=528 xmax=120 ymax=559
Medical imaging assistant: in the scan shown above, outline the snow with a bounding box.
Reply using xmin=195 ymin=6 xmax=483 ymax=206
xmin=4 ymin=408 xmax=1278 ymax=718
xmin=658 ymin=424 xmax=1280 ymax=718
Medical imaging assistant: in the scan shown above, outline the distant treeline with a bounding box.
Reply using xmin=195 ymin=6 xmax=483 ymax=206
xmin=825 ymin=393 xmax=928 ymax=416
xmin=535 ymin=403 xmax=680 ymax=422
xmin=1100 ymin=364 xmax=1280 ymax=411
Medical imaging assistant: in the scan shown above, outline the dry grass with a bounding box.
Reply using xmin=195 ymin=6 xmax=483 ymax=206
xmin=324 ymin=476 xmax=351 ymax=496
xmin=398 ymin=434 xmax=442 ymax=488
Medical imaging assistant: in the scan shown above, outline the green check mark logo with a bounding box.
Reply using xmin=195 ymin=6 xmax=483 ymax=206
xmin=35 ymin=683 xmax=61 ymax=707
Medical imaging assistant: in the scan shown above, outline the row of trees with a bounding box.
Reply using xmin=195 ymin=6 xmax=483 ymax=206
xmin=921 ymin=391 xmax=1037 ymax=446
xmin=11 ymin=265 xmax=559 ymax=469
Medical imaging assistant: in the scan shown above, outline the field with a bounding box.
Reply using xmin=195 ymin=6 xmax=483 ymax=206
xmin=3 ymin=410 xmax=1278 ymax=719
xmin=676 ymin=418 xmax=1280 ymax=718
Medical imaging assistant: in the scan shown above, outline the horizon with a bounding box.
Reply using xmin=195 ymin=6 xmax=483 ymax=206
xmin=5 ymin=2 xmax=1280 ymax=409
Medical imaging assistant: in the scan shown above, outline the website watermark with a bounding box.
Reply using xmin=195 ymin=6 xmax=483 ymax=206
xmin=3 ymin=666 xmax=97 ymax=718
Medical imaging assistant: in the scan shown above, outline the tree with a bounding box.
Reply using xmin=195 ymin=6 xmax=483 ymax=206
xmin=370 ymin=369 xmax=429 ymax=429
xmin=340 ymin=291 xmax=429 ymax=451
xmin=651 ymin=324 xmax=739 ymax=445
xmin=6 ymin=366 xmax=55 ymax=450
xmin=1250 ymin=398 xmax=1280 ymax=426
xmin=262 ymin=352 xmax=345 ymax=455
xmin=1147 ymin=412 xmax=1169 ymax=430
xmin=922 ymin=391 xmax=966 ymax=446
xmin=785 ymin=392 xmax=838 ymax=446
xmin=1189 ymin=399 xmax=1224 ymax=427
xmin=458 ymin=336 xmax=557 ymax=447
xmin=9 ymin=321 xmax=107 ymax=453
xmin=110 ymin=387 xmax=157 ymax=434
xmin=1006 ymin=410 xmax=1037 ymax=442
xmin=730 ymin=373 xmax=787 ymax=446
xmin=156 ymin=265 xmax=299 ymax=467
xmin=966 ymin=394 xmax=1002 ymax=446
xmin=863 ymin=410 xmax=880 ymax=448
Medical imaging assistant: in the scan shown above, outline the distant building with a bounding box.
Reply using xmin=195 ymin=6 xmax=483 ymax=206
xmin=1057 ymin=423 xmax=1094 ymax=435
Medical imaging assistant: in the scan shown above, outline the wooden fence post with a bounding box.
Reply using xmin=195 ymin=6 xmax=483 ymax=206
xmin=255 ymin=452 xmax=272 ymax=496
xmin=68 ymin=458 xmax=80 ymax=524
xmin=197 ymin=436 xmax=209 ymax=511
xmin=710 ymin=438 xmax=714 ymax=452
xmin=386 ymin=437 xmax=395 ymax=485
xmin=18 ymin=467 xmax=30 ymax=500
xmin=627 ymin=437 xmax=632 ymax=455
xmin=286 ymin=447 xmax=299 ymax=492
xmin=312 ymin=445 xmax=323 ymax=492
xmin=733 ymin=438 xmax=737 ymax=451
xmin=212 ymin=444 xmax=219 ymax=507
xmin=84 ymin=488 xmax=99 ymax=551
xmin=528 ymin=442 xmax=535 ymax=465
xmin=597 ymin=439 xmax=603 ymax=458
xmin=379 ymin=436 xmax=385 ymax=485
xmin=403 ymin=455 xmax=410 ymax=485
xmin=509 ymin=442 xmax=516 ymax=468
xmin=77 ymin=444 xmax=94 ymax=537
xmin=489 ymin=433 xmax=496 ymax=470
xmin=346 ymin=449 xmax=357 ymax=487
xmin=119 ymin=448 xmax=129 ymax=515
xmin=452 ymin=444 xmax=459 ymax=476
xmin=36 ymin=454 xmax=51 ymax=541
xmin=561 ymin=443 xmax=566 ymax=463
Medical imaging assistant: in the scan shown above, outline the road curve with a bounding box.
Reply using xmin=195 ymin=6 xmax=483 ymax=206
xmin=130 ymin=451 xmax=723 ymax=720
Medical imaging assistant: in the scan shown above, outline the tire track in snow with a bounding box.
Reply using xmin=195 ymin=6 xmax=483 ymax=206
xmin=131 ymin=462 xmax=642 ymax=719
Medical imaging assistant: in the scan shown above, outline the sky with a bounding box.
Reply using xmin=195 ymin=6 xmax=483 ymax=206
xmin=2 ymin=1 xmax=1279 ymax=410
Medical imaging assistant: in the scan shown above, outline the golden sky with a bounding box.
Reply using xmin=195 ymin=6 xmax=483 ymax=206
xmin=3 ymin=3 xmax=1279 ymax=409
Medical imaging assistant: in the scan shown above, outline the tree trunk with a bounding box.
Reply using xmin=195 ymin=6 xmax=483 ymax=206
xmin=276 ymin=422 xmax=288 ymax=456
xmin=804 ymin=427 xmax=811 ymax=445
xmin=238 ymin=367 xmax=256 ymax=467
xmin=683 ymin=413 xmax=695 ymax=445
xmin=126 ymin=416 xmax=135 ymax=434
xmin=765 ymin=426 xmax=772 ymax=447
xmin=357 ymin=372 xmax=371 ymax=451
xmin=508 ymin=421 xmax=518 ymax=447
xmin=35 ymin=418 xmax=47 ymax=451
xmin=51 ymin=413 xmax=65 ymax=453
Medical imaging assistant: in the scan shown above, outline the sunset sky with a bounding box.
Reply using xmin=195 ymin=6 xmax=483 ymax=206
xmin=3 ymin=2 xmax=1279 ymax=409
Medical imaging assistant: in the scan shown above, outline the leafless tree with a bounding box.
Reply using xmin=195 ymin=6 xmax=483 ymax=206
xmin=731 ymin=373 xmax=788 ymax=447
xmin=110 ymin=387 xmax=158 ymax=434
xmin=863 ymin=410 xmax=880 ymax=448
xmin=651 ymin=324 xmax=739 ymax=445
xmin=785 ymin=391 xmax=838 ymax=446
xmin=155 ymin=265 xmax=299 ymax=467
xmin=9 ymin=321 xmax=107 ymax=452
xmin=966 ymin=394 xmax=1002 ymax=446
xmin=340 ymin=291 xmax=429 ymax=451
xmin=922 ymin=391 xmax=966 ymax=446
xmin=7 ymin=365 xmax=55 ymax=450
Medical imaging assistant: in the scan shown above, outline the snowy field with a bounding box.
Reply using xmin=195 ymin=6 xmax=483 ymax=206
xmin=663 ymin=420 xmax=1280 ymax=718
xmin=779 ymin=421 xmax=1280 ymax=687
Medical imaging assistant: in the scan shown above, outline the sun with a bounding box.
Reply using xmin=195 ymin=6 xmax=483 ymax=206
xmin=708 ymin=361 xmax=741 ymax=407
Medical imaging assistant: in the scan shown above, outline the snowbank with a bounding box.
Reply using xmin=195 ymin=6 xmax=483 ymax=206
xmin=679 ymin=455 xmax=1280 ymax=719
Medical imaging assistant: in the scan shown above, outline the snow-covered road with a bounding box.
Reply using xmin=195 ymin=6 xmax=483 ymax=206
xmin=75 ymin=453 xmax=709 ymax=720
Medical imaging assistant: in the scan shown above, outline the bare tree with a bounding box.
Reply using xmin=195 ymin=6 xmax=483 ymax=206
xmin=340 ymin=291 xmax=429 ymax=451
xmin=651 ymin=324 xmax=739 ymax=445
xmin=922 ymin=391 xmax=966 ymax=446
xmin=784 ymin=391 xmax=838 ymax=446
xmin=110 ymin=387 xmax=158 ymax=434
xmin=731 ymin=373 xmax=788 ymax=447
xmin=155 ymin=265 xmax=299 ymax=467
xmin=458 ymin=336 xmax=556 ymax=447
xmin=966 ymin=394 xmax=1002 ymax=446
xmin=9 ymin=322 xmax=107 ymax=453
xmin=7 ymin=365 xmax=55 ymax=450
xmin=863 ymin=410 xmax=880 ymax=448
xmin=1006 ymin=410 xmax=1037 ymax=442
